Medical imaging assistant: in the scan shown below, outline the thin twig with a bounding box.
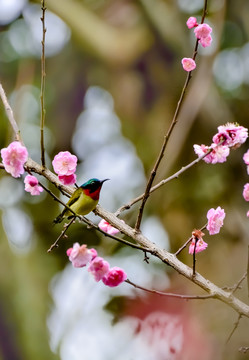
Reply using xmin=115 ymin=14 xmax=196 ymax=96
xmin=115 ymin=147 xmax=214 ymax=217
xmin=0 ymin=83 xmax=21 ymax=141
xmin=48 ymin=218 xmax=75 ymax=252
xmin=40 ymin=0 xmax=46 ymax=167
xmin=226 ymin=314 xmax=242 ymax=344
xmin=247 ymin=245 xmax=249 ymax=298
xmin=231 ymin=271 xmax=247 ymax=295
xmin=134 ymin=1 xmax=209 ymax=231
xmin=192 ymin=236 xmax=197 ymax=276
xmin=126 ymin=279 xmax=216 ymax=300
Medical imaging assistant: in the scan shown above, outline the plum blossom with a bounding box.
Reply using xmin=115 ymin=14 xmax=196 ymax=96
xmin=206 ymin=207 xmax=226 ymax=235
xmin=52 ymin=151 xmax=77 ymax=176
xmin=243 ymin=150 xmax=249 ymax=174
xmin=58 ymin=173 xmax=77 ymax=185
xmin=89 ymin=248 xmax=98 ymax=260
xmin=194 ymin=23 xmax=212 ymax=39
xmin=24 ymin=175 xmax=43 ymax=195
xmin=243 ymin=184 xmax=249 ymax=202
xmin=88 ymin=256 xmax=110 ymax=282
xmin=98 ymin=219 xmax=124 ymax=235
xmin=181 ymin=58 xmax=196 ymax=72
xmin=193 ymin=144 xmax=230 ymax=164
xmin=1 ymin=141 xmax=28 ymax=178
xmin=243 ymin=150 xmax=249 ymax=165
xmin=189 ymin=238 xmax=208 ymax=254
xmin=67 ymin=243 xmax=93 ymax=268
xmin=212 ymin=123 xmax=248 ymax=149
xmin=199 ymin=34 xmax=212 ymax=48
xmin=102 ymin=266 xmax=127 ymax=287
xmin=189 ymin=230 xmax=207 ymax=254
xmin=186 ymin=17 xmax=198 ymax=29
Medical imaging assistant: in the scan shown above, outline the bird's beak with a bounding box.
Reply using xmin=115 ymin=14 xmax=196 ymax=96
xmin=101 ymin=178 xmax=109 ymax=184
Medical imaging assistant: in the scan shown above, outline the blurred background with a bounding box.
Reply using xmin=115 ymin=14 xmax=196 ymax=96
xmin=0 ymin=0 xmax=249 ymax=359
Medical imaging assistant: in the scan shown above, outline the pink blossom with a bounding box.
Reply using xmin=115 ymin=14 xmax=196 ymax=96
xmin=193 ymin=144 xmax=230 ymax=164
xmin=213 ymin=123 xmax=248 ymax=149
xmin=89 ymin=248 xmax=98 ymax=260
xmin=1 ymin=141 xmax=28 ymax=178
xmin=67 ymin=243 xmax=93 ymax=268
xmin=247 ymin=211 xmax=249 ymax=217
xmin=189 ymin=238 xmax=208 ymax=254
xmin=186 ymin=17 xmax=198 ymax=29
xmin=98 ymin=219 xmax=124 ymax=235
xmin=199 ymin=34 xmax=212 ymax=48
xmin=58 ymin=173 xmax=77 ymax=185
xmin=243 ymin=150 xmax=249 ymax=166
xmin=181 ymin=58 xmax=196 ymax=72
xmin=194 ymin=23 xmax=212 ymax=40
xmin=243 ymin=184 xmax=249 ymax=202
xmin=24 ymin=175 xmax=43 ymax=196
xmin=52 ymin=151 xmax=77 ymax=176
xmin=206 ymin=207 xmax=225 ymax=235
xmin=189 ymin=229 xmax=207 ymax=254
xmin=88 ymin=256 xmax=110 ymax=282
xmin=102 ymin=266 xmax=127 ymax=287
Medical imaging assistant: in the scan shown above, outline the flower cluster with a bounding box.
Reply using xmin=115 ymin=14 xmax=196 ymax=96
xmin=189 ymin=207 xmax=225 ymax=254
xmin=182 ymin=17 xmax=213 ymax=72
xmin=67 ymin=242 xmax=127 ymax=287
xmin=0 ymin=141 xmax=44 ymax=196
xmin=52 ymin=151 xmax=77 ymax=185
xmin=194 ymin=123 xmax=248 ymax=164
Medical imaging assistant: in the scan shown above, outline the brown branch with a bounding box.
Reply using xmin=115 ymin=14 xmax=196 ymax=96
xmin=48 ymin=217 xmax=75 ymax=252
xmin=40 ymin=0 xmax=47 ymax=167
xmin=226 ymin=314 xmax=242 ymax=344
xmin=0 ymin=83 xmax=21 ymax=141
xmin=231 ymin=271 xmax=247 ymax=295
xmin=134 ymin=1 xmax=209 ymax=231
xmin=126 ymin=279 xmax=216 ymax=300
xmin=192 ymin=237 xmax=197 ymax=276
xmin=247 ymin=245 xmax=249 ymax=298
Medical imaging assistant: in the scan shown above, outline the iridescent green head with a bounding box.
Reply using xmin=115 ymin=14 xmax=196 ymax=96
xmin=81 ymin=178 xmax=109 ymax=193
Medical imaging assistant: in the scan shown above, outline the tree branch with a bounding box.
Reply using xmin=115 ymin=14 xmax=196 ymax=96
xmin=0 ymin=83 xmax=21 ymax=141
xmin=126 ymin=278 xmax=216 ymax=300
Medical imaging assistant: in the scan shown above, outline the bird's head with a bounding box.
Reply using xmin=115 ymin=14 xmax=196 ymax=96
xmin=81 ymin=178 xmax=109 ymax=200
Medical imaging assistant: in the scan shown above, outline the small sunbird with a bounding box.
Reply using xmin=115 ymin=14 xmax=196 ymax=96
xmin=54 ymin=178 xmax=109 ymax=224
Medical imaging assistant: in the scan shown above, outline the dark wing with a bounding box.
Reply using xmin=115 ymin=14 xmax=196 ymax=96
xmin=53 ymin=188 xmax=81 ymax=224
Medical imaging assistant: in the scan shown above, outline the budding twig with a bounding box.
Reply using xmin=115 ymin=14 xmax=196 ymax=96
xmin=0 ymin=83 xmax=21 ymax=141
xmin=126 ymin=279 xmax=216 ymax=300
xmin=40 ymin=0 xmax=47 ymax=167
xmin=134 ymin=0 xmax=209 ymax=231
xmin=48 ymin=218 xmax=75 ymax=252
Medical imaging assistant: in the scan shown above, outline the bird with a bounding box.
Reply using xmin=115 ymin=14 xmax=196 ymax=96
xmin=53 ymin=178 xmax=109 ymax=224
